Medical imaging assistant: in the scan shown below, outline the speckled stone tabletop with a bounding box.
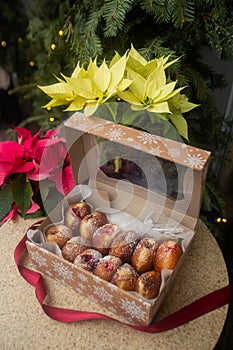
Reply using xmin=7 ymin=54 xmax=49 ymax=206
xmin=0 ymin=216 xmax=229 ymax=350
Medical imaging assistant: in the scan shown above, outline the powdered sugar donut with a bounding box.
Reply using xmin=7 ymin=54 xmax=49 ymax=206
xmin=45 ymin=224 xmax=72 ymax=249
xmin=131 ymin=238 xmax=158 ymax=274
xmin=79 ymin=210 xmax=108 ymax=240
xmin=73 ymin=249 xmax=102 ymax=272
xmin=109 ymin=230 xmax=139 ymax=263
xmin=111 ymin=263 xmax=139 ymax=291
xmin=154 ymin=240 xmax=182 ymax=272
xmin=94 ymin=255 xmax=122 ymax=281
xmin=135 ymin=270 xmax=161 ymax=299
xmin=64 ymin=201 xmax=91 ymax=232
xmin=92 ymin=223 xmax=120 ymax=255
xmin=62 ymin=236 xmax=91 ymax=262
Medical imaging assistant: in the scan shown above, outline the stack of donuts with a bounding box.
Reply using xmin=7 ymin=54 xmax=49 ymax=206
xmin=45 ymin=201 xmax=183 ymax=300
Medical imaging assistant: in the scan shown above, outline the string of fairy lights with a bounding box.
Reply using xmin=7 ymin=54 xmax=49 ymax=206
xmin=1 ymin=29 xmax=65 ymax=124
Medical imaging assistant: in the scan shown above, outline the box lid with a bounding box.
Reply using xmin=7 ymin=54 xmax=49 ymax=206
xmin=64 ymin=112 xmax=211 ymax=231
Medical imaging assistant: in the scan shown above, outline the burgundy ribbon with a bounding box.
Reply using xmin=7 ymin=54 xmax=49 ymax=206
xmin=14 ymin=222 xmax=233 ymax=333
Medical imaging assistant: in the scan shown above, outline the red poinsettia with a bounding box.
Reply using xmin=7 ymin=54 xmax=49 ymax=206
xmin=0 ymin=126 xmax=75 ymax=222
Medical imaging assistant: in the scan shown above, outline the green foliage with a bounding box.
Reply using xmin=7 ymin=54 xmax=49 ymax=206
xmin=11 ymin=174 xmax=33 ymax=218
xmin=1 ymin=0 xmax=233 ymax=221
xmin=0 ymin=184 xmax=14 ymax=220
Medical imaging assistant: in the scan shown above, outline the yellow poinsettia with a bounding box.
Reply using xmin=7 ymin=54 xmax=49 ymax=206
xmin=168 ymin=93 xmax=199 ymax=141
xmin=38 ymin=45 xmax=199 ymax=141
xmin=118 ymin=60 xmax=184 ymax=114
xmin=38 ymin=53 xmax=132 ymax=116
xmin=126 ymin=44 xmax=180 ymax=78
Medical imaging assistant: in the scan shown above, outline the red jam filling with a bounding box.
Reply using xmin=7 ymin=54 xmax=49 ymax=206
xmin=103 ymin=261 xmax=114 ymax=271
xmin=164 ymin=246 xmax=177 ymax=253
xmin=72 ymin=207 xmax=81 ymax=218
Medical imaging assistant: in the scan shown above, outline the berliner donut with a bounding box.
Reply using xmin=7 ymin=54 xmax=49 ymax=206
xmin=79 ymin=210 xmax=108 ymax=240
xmin=154 ymin=240 xmax=182 ymax=272
xmin=64 ymin=201 xmax=91 ymax=232
xmin=45 ymin=224 xmax=72 ymax=249
xmin=73 ymin=249 xmax=102 ymax=272
xmin=62 ymin=236 xmax=91 ymax=262
xmin=131 ymin=238 xmax=158 ymax=274
xmin=109 ymin=230 xmax=139 ymax=262
xmin=135 ymin=271 xmax=161 ymax=299
xmin=94 ymin=255 xmax=122 ymax=281
xmin=111 ymin=263 xmax=139 ymax=291
xmin=92 ymin=223 xmax=120 ymax=255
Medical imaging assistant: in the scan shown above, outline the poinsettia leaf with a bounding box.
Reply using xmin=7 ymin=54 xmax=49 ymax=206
xmin=169 ymin=113 xmax=189 ymax=141
xmin=116 ymin=79 xmax=132 ymax=94
xmin=39 ymin=178 xmax=56 ymax=202
xmin=43 ymin=98 xmax=69 ymax=109
xmin=109 ymin=51 xmax=121 ymax=67
xmin=117 ymin=90 xmax=142 ymax=105
xmin=86 ymin=58 xmax=98 ymax=78
xmin=25 ymin=209 xmax=44 ymax=219
xmin=38 ymin=82 xmax=74 ymax=98
xmin=64 ymin=96 xmax=86 ymax=111
xmin=121 ymin=109 xmax=143 ymax=125
xmin=43 ymin=187 xmax=64 ymax=215
xmin=94 ymin=60 xmax=111 ymax=92
xmin=148 ymin=101 xmax=171 ymax=114
xmin=127 ymin=68 xmax=145 ymax=100
xmin=11 ymin=174 xmax=33 ymax=218
xmin=128 ymin=44 xmax=147 ymax=67
xmin=109 ymin=54 xmax=127 ymax=90
xmin=137 ymin=59 xmax=159 ymax=78
xmin=65 ymin=77 xmax=96 ymax=99
xmin=179 ymin=95 xmax=199 ymax=113
xmin=84 ymin=101 xmax=99 ymax=116
xmin=71 ymin=61 xmax=81 ymax=78
xmin=0 ymin=184 xmax=14 ymax=220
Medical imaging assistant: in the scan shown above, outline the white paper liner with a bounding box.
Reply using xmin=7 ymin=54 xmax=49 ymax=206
xmin=27 ymin=184 xmax=194 ymax=303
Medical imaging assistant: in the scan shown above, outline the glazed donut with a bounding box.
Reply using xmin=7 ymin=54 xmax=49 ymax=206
xmin=73 ymin=249 xmax=102 ymax=272
xmin=94 ymin=255 xmax=122 ymax=281
xmin=45 ymin=224 xmax=72 ymax=249
xmin=62 ymin=236 xmax=91 ymax=262
xmin=154 ymin=240 xmax=182 ymax=272
xmin=111 ymin=263 xmax=139 ymax=291
xmin=92 ymin=223 xmax=120 ymax=255
xmin=79 ymin=210 xmax=108 ymax=240
xmin=64 ymin=201 xmax=91 ymax=232
xmin=109 ymin=230 xmax=139 ymax=263
xmin=135 ymin=271 xmax=161 ymax=299
xmin=131 ymin=238 xmax=158 ymax=274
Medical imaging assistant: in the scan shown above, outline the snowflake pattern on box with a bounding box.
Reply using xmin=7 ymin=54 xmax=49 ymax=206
xmin=30 ymin=251 xmax=48 ymax=267
xmin=51 ymin=261 xmax=74 ymax=281
xmin=149 ymin=146 xmax=162 ymax=156
xmin=184 ymin=153 xmax=205 ymax=168
xmin=77 ymin=272 xmax=88 ymax=283
xmin=137 ymin=132 xmax=158 ymax=145
xmin=105 ymin=128 xmax=126 ymax=140
xmin=74 ymin=282 xmax=86 ymax=293
xmin=66 ymin=113 xmax=210 ymax=171
xmin=93 ymin=285 xmax=114 ymax=303
xmin=119 ymin=299 xmax=147 ymax=322
xmin=167 ymin=147 xmax=181 ymax=158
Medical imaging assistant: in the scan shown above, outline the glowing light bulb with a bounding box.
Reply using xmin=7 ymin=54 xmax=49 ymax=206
xmin=222 ymin=218 xmax=227 ymax=223
xmin=50 ymin=43 xmax=56 ymax=50
xmin=18 ymin=37 xmax=23 ymax=44
xmin=58 ymin=30 xmax=64 ymax=36
xmin=216 ymin=217 xmax=221 ymax=223
xmin=46 ymin=106 xmax=52 ymax=111
xmin=29 ymin=60 xmax=35 ymax=67
xmin=1 ymin=41 xmax=6 ymax=47
xmin=49 ymin=117 xmax=55 ymax=122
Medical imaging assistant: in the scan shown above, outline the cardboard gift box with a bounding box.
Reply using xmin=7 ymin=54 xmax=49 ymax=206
xmin=26 ymin=112 xmax=211 ymax=326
